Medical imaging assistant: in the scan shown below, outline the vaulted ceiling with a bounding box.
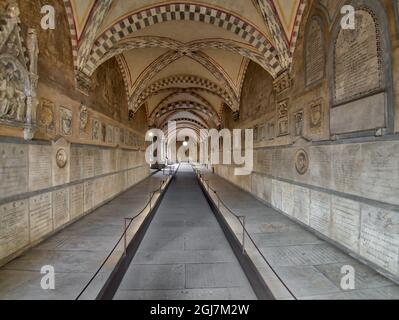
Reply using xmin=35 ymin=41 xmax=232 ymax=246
xmin=64 ymin=0 xmax=307 ymax=132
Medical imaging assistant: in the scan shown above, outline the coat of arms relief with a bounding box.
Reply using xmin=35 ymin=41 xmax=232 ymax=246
xmin=0 ymin=0 xmax=39 ymax=140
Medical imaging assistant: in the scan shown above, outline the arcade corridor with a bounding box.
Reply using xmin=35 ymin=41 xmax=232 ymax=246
xmin=1 ymin=0 xmax=399 ymax=303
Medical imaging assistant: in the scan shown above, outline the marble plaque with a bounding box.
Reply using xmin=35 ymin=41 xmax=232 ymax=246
xmin=70 ymin=184 xmax=84 ymax=219
xmin=293 ymin=186 xmax=310 ymax=225
xmin=306 ymin=18 xmax=325 ymax=85
xmin=309 ymin=146 xmax=332 ymax=189
xmin=310 ymin=190 xmax=331 ymax=236
xmin=334 ymin=9 xmax=383 ymax=104
xmin=83 ymin=147 xmax=95 ymax=179
xmin=331 ymin=196 xmax=360 ymax=252
xmin=0 ymin=200 xmax=29 ymax=260
xmin=360 ymin=205 xmax=399 ymax=275
xmin=94 ymin=148 xmax=103 ymax=176
xmin=52 ymin=188 xmax=70 ymax=230
xmin=332 ymin=144 xmax=362 ymax=196
xmin=29 ymin=192 xmax=53 ymax=242
xmin=358 ymin=141 xmax=399 ymax=206
xmin=281 ymin=181 xmax=295 ymax=217
xmin=0 ymin=143 xmax=28 ymax=200
xmin=271 ymin=180 xmax=283 ymax=211
xmin=70 ymin=146 xmax=84 ymax=182
xmin=84 ymin=180 xmax=94 ymax=212
xmin=28 ymin=144 xmax=52 ymax=192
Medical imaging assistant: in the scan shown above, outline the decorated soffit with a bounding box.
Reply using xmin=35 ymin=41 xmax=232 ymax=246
xmin=65 ymin=0 xmax=307 ymax=121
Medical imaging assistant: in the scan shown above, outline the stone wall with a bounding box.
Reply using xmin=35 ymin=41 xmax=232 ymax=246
xmin=0 ymin=140 xmax=149 ymax=266
xmin=217 ymin=0 xmax=399 ymax=282
xmin=0 ymin=0 xmax=151 ymax=265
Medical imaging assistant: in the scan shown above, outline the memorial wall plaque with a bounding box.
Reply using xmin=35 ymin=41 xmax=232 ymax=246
xmin=92 ymin=119 xmax=100 ymax=141
xmin=310 ymin=190 xmax=331 ymax=236
xmin=94 ymin=148 xmax=103 ymax=176
xmin=70 ymin=184 xmax=84 ymax=219
xmin=331 ymin=196 xmax=360 ymax=252
xmin=358 ymin=141 xmax=399 ymax=206
xmin=334 ymin=9 xmax=382 ymax=105
xmin=0 ymin=143 xmax=28 ymax=200
xmin=28 ymin=145 xmax=52 ymax=192
xmin=29 ymin=192 xmax=52 ymax=242
xmin=281 ymin=181 xmax=295 ymax=217
xmin=294 ymin=110 xmax=304 ymax=136
xmin=309 ymin=146 xmax=332 ymax=189
xmin=0 ymin=200 xmax=29 ymax=260
xmin=83 ymin=147 xmax=94 ymax=179
xmin=293 ymin=186 xmax=310 ymax=225
xmin=52 ymin=188 xmax=70 ymax=230
xmin=84 ymin=180 xmax=94 ymax=212
xmin=70 ymin=146 xmax=83 ymax=182
xmin=306 ymin=18 xmax=325 ymax=85
xmin=272 ymin=180 xmax=283 ymax=211
xmin=360 ymin=205 xmax=399 ymax=275
xmin=332 ymin=144 xmax=362 ymax=195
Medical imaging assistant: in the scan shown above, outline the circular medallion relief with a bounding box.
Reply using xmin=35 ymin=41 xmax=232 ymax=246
xmin=56 ymin=148 xmax=68 ymax=168
xmin=295 ymin=149 xmax=309 ymax=175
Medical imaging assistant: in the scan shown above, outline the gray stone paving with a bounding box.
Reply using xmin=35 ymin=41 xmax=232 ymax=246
xmin=114 ymin=164 xmax=257 ymax=300
xmin=0 ymin=172 xmax=165 ymax=300
xmin=201 ymin=169 xmax=399 ymax=300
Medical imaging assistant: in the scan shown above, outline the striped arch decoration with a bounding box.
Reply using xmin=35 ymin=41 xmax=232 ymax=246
xmin=132 ymin=75 xmax=234 ymax=113
xmin=129 ymin=52 xmax=239 ymax=113
xmin=88 ymin=3 xmax=282 ymax=76
xmin=115 ymin=55 xmax=132 ymax=101
xmin=62 ymin=0 xmax=79 ymax=69
xmin=84 ymin=37 xmax=278 ymax=77
xmin=150 ymin=101 xmax=220 ymax=125
xmin=154 ymin=91 xmax=217 ymax=115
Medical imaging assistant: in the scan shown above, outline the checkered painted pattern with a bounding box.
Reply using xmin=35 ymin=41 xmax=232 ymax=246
xmin=131 ymin=75 xmax=234 ymax=114
xmin=77 ymin=0 xmax=113 ymax=70
xmin=257 ymin=0 xmax=291 ymax=69
xmin=62 ymin=0 xmax=78 ymax=69
xmin=84 ymin=37 xmax=277 ymax=77
xmin=289 ymin=0 xmax=307 ymax=57
xmin=88 ymin=3 xmax=282 ymax=76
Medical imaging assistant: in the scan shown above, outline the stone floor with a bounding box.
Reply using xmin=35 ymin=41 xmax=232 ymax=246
xmin=0 ymin=172 xmax=165 ymax=300
xmin=199 ymin=168 xmax=399 ymax=300
xmin=114 ymin=164 xmax=257 ymax=300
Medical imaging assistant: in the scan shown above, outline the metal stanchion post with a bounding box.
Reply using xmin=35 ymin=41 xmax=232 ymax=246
xmin=124 ymin=218 xmax=127 ymax=257
xmin=241 ymin=216 xmax=246 ymax=254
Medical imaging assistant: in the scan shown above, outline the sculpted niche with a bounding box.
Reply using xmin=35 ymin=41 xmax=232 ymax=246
xmin=0 ymin=0 xmax=39 ymax=140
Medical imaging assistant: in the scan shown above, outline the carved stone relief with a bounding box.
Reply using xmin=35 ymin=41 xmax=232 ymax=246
xmin=79 ymin=104 xmax=88 ymax=135
xmin=294 ymin=110 xmax=304 ymax=137
xmin=38 ymin=99 xmax=55 ymax=134
xmin=55 ymin=148 xmax=68 ymax=169
xmin=0 ymin=0 xmax=39 ymax=140
xmin=92 ymin=118 xmax=99 ymax=140
xmin=277 ymin=100 xmax=289 ymax=136
xmin=60 ymin=107 xmax=72 ymax=136
xmin=295 ymin=149 xmax=309 ymax=175
xmin=310 ymin=100 xmax=323 ymax=129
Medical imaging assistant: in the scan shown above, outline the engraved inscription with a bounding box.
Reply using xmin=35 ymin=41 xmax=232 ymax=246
xmin=28 ymin=144 xmax=52 ymax=192
xmin=334 ymin=10 xmax=383 ymax=104
xmin=29 ymin=193 xmax=52 ymax=242
xmin=52 ymin=188 xmax=70 ymax=229
xmin=310 ymin=190 xmax=331 ymax=236
xmin=306 ymin=18 xmax=325 ymax=85
xmin=0 ymin=200 xmax=29 ymax=260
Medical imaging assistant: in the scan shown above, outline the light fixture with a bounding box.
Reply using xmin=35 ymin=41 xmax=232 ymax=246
xmin=183 ymin=141 xmax=188 ymax=147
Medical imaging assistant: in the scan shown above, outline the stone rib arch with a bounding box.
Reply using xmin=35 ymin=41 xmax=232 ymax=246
xmin=128 ymin=51 xmax=239 ymax=113
xmin=132 ymin=75 xmax=235 ymax=114
xmin=150 ymin=92 xmax=220 ymax=123
xmin=84 ymin=37 xmax=277 ymax=76
xmin=151 ymin=101 xmax=220 ymax=127
xmin=89 ymin=3 xmax=282 ymax=76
